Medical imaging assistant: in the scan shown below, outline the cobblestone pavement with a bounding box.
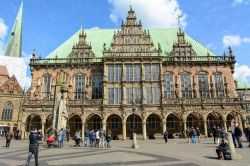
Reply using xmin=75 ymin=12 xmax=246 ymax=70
xmin=0 ymin=138 xmax=249 ymax=166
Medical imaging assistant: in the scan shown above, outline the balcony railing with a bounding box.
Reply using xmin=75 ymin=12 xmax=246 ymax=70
xmin=68 ymin=99 xmax=103 ymax=106
xmin=163 ymin=56 xmax=235 ymax=63
xmin=30 ymin=57 xmax=103 ymax=65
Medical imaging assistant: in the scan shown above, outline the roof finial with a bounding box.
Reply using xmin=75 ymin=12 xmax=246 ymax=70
xmin=129 ymin=0 xmax=132 ymax=10
xmin=177 ymin=14 xmax=183 ymax=30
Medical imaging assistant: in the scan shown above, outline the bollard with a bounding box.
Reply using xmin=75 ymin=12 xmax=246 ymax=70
xmin=225 ymin=132 xmax=241 ymax=160
xmin=131 ymin=133 xmax=139 ymax=149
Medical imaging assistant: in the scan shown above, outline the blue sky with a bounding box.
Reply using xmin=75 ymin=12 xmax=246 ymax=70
xmin=0 ymin=0 xmax=250 ymax=86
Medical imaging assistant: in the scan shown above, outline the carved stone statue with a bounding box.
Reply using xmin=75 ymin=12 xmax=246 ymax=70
xmin=225 ymin=83 xmax=230 ymax=97
xmin=210 ymin=83 xmax=215 ymax=98
xmin=57 ymin=92 xmax=68 ymax=130
xmin=175 ymin=84 xmax=180 ymax=98
xmin=193 ymin=83 xmax=198 ymax=98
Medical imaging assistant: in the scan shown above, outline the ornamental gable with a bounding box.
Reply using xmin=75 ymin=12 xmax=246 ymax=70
xmin=0 ymin=75 xmax=23 ymax=94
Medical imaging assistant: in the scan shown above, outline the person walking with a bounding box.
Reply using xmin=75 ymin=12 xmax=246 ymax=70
xmin=190 ymin=127 xmax=197 ymax=144
xmin=196 ymin=127 xmax=200 ymax=143
xmin=95 ymin=130 xmax=100 ymax=148
xmin=99 ymin=129 xmax=105 ymax=148
xmin=163 ymin=130 xmax=168 ymax=143
xmin=246 ymin=124 xmax=250 ymax=147
xmin=25 ymin=128 xmax=42 ymax=166
xmin=106 ymin=129 xmax=112 ymax=148
xmin=234 ymin=123 xmax=243 ymax=148
xmin=5 ymin=130 xmax=13 ymax=148
xmin=220 ymin=127 xmax=225 ymax=140
xmin=84 ymin=128 xmax=90 ymax=147
xmin=60 ymin=128 xmax=65 ymax=148
xmin=186 ymin=127 xmax=190 ymax=144
xmin=66 ymin=129 xmax=70 ymax=142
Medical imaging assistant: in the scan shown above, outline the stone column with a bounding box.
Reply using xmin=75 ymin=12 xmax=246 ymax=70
xmin=21 ymin=123 xmax=26 ymax=139
xmin=183 ymin=120 xmax=187 ymax=137
xmin=224 ymin=121 xmax=228 ymax=133
xmin=122 ymin=122 xmax=126 ymax=140
xmin=162 ymin=120 xmax=166 ymax=133
xmin=42 ymin=122 xmax=45 ymax=140
xmin=10 ymin=124 xmax=13 ymax=133
xmin=204 ymin=121 xmax=208 ymax=138
xmin=102 ymin=120 xmax=106 ymax=131
xmin=81 ymin=122 xmax=85 ymax=138
xmin=142 ymin=122 xmax=147 ymax=140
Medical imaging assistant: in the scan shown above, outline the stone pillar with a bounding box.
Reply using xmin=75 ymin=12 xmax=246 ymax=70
xmin=42 ymin=122 xmax=45 ymax=140
xmin=204 ymin=121 xmax=208 ymax=138
xmin=102 ymin=120 xmax=106 ymax=131
xmin=162 ymin=120 xmax=166 ymax=133
xmin=10 ymin=124 xmax=13 ymax=133
xmin=21 ymin=123 xmax=26 ymax=139
xmin=81 ymin=122 xmax=85 ymax=138
xmin=122 ymin=122 xmax=126 ymax=140
xmin=183 ymin=120 xmax=187 ymax=137
xmin=142 ymin=122 xmax=147 ymax=140
xmin=224 ymin=121 xmax=228 ymax=133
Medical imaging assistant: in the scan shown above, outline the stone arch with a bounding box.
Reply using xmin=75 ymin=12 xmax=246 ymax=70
xmin=68 ymin=114 xmax=82 ymax=137
xmin=206 ymin=111 xmax=224 ymax=131
xmin=186 ymin=112 xmax=204 ymax=133
xmin=166 ymin=113 xmax=182 ymax=135
xmin=146 ymin=113 xmax=162 ymax=136
xmin=226 ymin=111 xmax=245 ymax=129
xmin=85 ymin=113 xmax=102 ymax=131
xmin=25 ymin=113 xmax=42 ymax=132
xmin=126 ymin=113 xmax=142 ymax=137
xmin=44 ymin=114 xmax=53 ymax=134
xmin=106 ymin=114 xmax=123 ymax=136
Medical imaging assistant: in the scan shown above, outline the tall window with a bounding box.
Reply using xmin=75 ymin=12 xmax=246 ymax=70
xmin=126 ymin=87 xmax=142 ymax=104
xmin=108 ymin=65 xmax=122 ymax=82
xmin=198 ymin=73 xmax=210 ymax=98
xmin=164 ymin=74 xmax=174 ymax=98
xmin=44 ymin=75 xmax=51 ymax=99
xmin=126 ymin=64 xmax=141 ymax=81
xmin=181 ymin=74 xmax=192 ymax=98
xmin=148 ymin=117 xmax=156 ymax=130
xmin=144 ymin=64 xmax=159 ymax=81
xmin=75 ymin=75 xmax=85 ymax=99
xmin=146 ymin=87 xmax=160 ymax=104
xmin=108 ymin=87 xmax=122 ymax=104
xmin=2 ymin=102 xmax=13 ymax=120
xmin=92 ymin=75 xmax=103 ymax=99
xmin=214 ymin=74 xmax=224 ymax=97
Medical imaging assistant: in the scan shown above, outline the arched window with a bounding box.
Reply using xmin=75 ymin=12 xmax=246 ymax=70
xmin=180 ymin=73 xmax=192 ymax=98
xmin=214 ymin=73 xmax=224 ymax=97
xmin=197 ymin=73 xmax=210 ymax=98
xmin=2 ymin=102 xmax=13 ymax=120
xmin=164 ymin=73 xmax=174 ymax=98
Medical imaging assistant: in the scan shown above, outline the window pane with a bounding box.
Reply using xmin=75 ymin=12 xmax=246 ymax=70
xmin=214 ymin=74 xmax=224 ymax=97
xmin=75 ymin=75 xmax=85 ymax=99
xmin=181 ymin=74 xmax=192 ymax=98
xmin=133 ymin=65 xmax=141 ymax=81
xmin=92 ymin=75 xmax=103 ymax=99
xmin=126 ymin=65 xmax=133 ymax=81
xmin=44 ymin=76 xmax=51 ymax=99
xmin=198 ymin=74 xmax=210 ymax=98
xmin=152 ymin=64 xmax=159 ymax=81
xmin=108 ymin=65 xmax=114 ymax=81
xmin=144 ymin=64 xmax=151 ymax=81
xmin=115 ymin=65 xmax=122 ymax=82
xmin=164 ymin=74 xmax=174 ymax=98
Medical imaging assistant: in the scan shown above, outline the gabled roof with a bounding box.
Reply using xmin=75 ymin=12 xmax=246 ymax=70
xmin=0 ymin=65 xmax=9 ymax=76
xmin=47 ymin=28 xmax=217 ymax=58
xmin=0 ymin=75 xmax=23 ymax=94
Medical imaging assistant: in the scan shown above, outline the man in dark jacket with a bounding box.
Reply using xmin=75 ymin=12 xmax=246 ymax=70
xmin=216 ymin=139 xmax=231 ymax=160
xmin=25 ymin=128 xmax=42 ymax=166
xmin=234 ymin=123 xmax=243 ymax=148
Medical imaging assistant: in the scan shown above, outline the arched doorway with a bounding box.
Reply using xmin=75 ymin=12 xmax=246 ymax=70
xmin=166 ymin=113 xmax=182 ymax=136
xmin=107 ymin=114 xmax=122 ymax=139
xmin=45 ymin=114 xmax=53 ymax=135
xmin=207 ymin=112 xmax=223 ymax=129
xmin=226 ymin=112 xmax=244 ymax=129
xmin=186 ymin=112 xmax=204 ymax=134
xmin=25 ymin=114 xmax=42 ymax=132
xmin=146 ymin=114 xmax=162 ymax=137
xmin=126 ymin=114 xmax=142 ymax=137
xmin=68 ymin=114 xmax=82 ymax=137
xmin=86 ymin=114 xmax=102 ymax=131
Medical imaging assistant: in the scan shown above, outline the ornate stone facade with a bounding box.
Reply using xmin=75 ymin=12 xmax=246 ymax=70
xmin=1 ymin=7 xmax=249 ymax=140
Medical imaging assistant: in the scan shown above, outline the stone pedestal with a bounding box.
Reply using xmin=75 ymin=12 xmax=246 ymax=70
xmin=226 ymin=132 xmax=241 ymax=160
xmin=131 ymin=133 xmax=139 ymax=149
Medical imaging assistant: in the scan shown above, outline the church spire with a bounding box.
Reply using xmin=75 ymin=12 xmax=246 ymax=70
xmin=4 ymin=2 xmax=23 ymax=57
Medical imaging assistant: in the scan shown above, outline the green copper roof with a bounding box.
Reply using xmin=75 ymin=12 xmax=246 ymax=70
xmin=47 ymin=28 xmax=217 ymax=58
xmin=235 ymin=79 xmax=250 ymax=89
xmin=4 ymin=2 xmax=23 ymax=57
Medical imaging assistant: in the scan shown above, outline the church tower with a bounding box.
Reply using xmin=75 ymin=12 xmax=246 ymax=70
xmin=4 ymin=2 xmax=23 ymax=57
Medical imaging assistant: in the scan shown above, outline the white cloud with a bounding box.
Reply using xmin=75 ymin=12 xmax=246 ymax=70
xmin=0 ymin=17 xmax=31 ymax=90
xmin=108 ymin=0 xmax=187 ymax=28
xmin=234 ymin=63 xmax=250 ymax=83
xmin=223 ymin=35 xmax=250 ymax=47
xmin=233 ymin=0 xmax=249 ymax=6
xmin=0 ymin=18 xmax=8 ymax=55
xmin=89 ymin=26 xmax=100 ymax=30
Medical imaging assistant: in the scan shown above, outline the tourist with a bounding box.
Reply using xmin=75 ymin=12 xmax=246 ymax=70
xmin=5 ymin=130 xmax=13 ymax=148
xmin=58 ymin=128 xmax=65 ymax=148
xmin=25 ymin=128 xmax=42 ymax=166
xmin=190 ymin=127 xmax=197 ymax=144
xmin=220 ymin=127 xmax=225 ymax=140
xmin=216 ymin=139 xmax=231 ymax=160
xmin=99 ymin=129 xmax=105 ymax=148
xmin=106 ymin=129 xmax=112 ymax=148
xmin=74 ymin=131 xmax=82 ymax=147
xmin=66 ymin=129 xmax=70 ymax=142
xmin=84 ymin=128 xmax=90 ymax=147
xmin=95 ymin=130 xmax=100 ymax=148
xmin=186 ymin=127 xmax=190 ymax=144
xmin=246 ymin=124 xmax=250 ymax=147
xmin=37 ymin=129 xmax=43 ymax=141
xmin=89 ymin=130 xmax=94 ymax=147
xmin=234 ymin=123 xmax=243 ymax=148
xmin=163 ymin=130 xmax=168 ymax=143
xmin=196 ymin=127 xmax=200 ymax=143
